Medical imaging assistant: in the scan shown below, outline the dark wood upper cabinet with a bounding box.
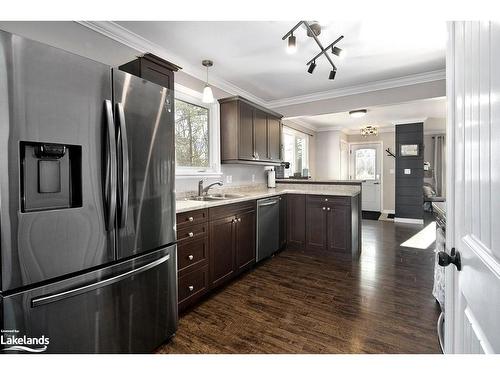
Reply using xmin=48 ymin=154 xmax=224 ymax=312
xmin=235 ymin=210 xmax=256 ymax=271
xmin=286 ymin=194 xmax=306 ymax=249
xmin=219 ymin=96 xmax=283 ymax=165
xmin=267 ymin=116 xmax=281 ymax=161
xmin=238 ymin=101 xmax=254 ymax=160
xmin=119 ymin=53 xmax=181 ymax=91
xmin=305 ymin=196 xmax=328 ymax=251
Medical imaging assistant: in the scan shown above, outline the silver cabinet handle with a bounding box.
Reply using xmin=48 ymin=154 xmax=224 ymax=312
xmin=188 ymin=285 xmax=194 ymax=292
xmin=188 ymin=255 xmax=194 ymax=261
xmin=237 ymin=218 xmax=242 ymax=222
xmin=31 ymin=253 xmax=170 ymax=308
xmin=325 ymin=198 xmax=328 ymax=202
xmin=188 ymin=216 xmax=194 ymax=222
xmin=188 ymin=232 xmax=194 ymax=238
xmin=327 ymin=207 xmax=331 ymax=211
xmin=322 ymin=207 xmax=326 ymax=211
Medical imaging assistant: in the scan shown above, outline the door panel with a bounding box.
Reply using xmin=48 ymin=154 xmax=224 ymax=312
xmin=267 ymin=116 xmax=281 ymax=161
xmin=209 ymin=216 xmax=235 ymax=287
xmin=0 ymin=31 xmax=114 ymax=291
xmin=286 ymin=194 xmax=306 ymax=248
xmin=238 ymin=101 xmax=254 ymax=160
xmin=1 ymin=245 xmax=177 ymax=353
xmin=447 ymin=21 xmax=500 ymax=353
xmin=254 ymin=110 xmax=268 ymax=160
xmin=349 ymin=143 xmax=381 ymax=211
xmin=113 ymin=70 xmax=176 ymax=259
xmin=328 ymin=205 xmax=350 ymax=252
xmin=305 ymin=197 xmax=327 ymax=251
xmin=235 ymin=210 xmax=256 ymax=270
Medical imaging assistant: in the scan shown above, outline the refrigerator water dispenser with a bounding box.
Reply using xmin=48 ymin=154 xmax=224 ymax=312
xmin=20 ymin=142 xmax=82 ymax=212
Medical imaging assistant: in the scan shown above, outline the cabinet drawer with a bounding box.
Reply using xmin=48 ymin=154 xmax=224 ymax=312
xmin=307 ymin=195 xmax=350 ymax=206
xmin=178 ymin=265 xmax=209 ymax=309
xmin=177 ymin=237 xmax=208 ymax=273
xmin=209 ymin=200 xmax=256 ymax=220
xmin=177 ymin=223 xmax=208 ymax=243
xmin=176 ymin=209 xmax=208 ymax=229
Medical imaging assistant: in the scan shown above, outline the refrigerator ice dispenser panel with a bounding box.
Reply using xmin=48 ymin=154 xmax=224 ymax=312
xmin=21 ymin=142 xmax=82 ymax=212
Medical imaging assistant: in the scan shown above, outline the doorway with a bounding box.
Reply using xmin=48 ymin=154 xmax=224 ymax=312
xmin=349 ymin=142 xmax=382 ymax=212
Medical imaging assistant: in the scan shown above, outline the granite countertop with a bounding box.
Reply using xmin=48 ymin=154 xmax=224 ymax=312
xmin=176 ymin=186 xmax=361 ymax=213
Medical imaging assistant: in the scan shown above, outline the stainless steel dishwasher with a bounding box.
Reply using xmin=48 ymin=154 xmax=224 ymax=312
xmin=256 ymin=196 xmax=281 ymax=262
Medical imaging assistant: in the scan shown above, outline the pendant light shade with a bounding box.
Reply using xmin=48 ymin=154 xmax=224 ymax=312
xmin=202 ymin=85 xmax=214 ymax=104
xmin=202 ymin=59 xmax=214 ymax=103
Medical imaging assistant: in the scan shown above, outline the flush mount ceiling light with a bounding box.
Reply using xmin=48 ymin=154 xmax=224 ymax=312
xmin=202 ymin=59 xmax=214 ymax=104
xmin=349 ymin=109 xmax=367 ymax=118
xmin=282 ymin=21 xmax=345 ymax=81
xmin=361 ymin=125 xmax=378 ymax=137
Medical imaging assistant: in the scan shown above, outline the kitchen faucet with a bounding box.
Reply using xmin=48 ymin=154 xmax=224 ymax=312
xmin=198 ymin=180 xmax=223 ymax=196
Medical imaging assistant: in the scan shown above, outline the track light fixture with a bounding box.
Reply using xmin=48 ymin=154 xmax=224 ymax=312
xmin=332 ymin=46 xmax=345 ymax=58
xmin=282 ymin=21 xmax=345 ymax=81
xmin=308 ymin=60 xmax=316 ymax=74
xmin=287 ymin=34 xmax=297 ymax=54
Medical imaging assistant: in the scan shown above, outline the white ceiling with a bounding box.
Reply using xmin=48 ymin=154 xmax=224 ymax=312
xmin=291 ymin=97 xmax=446 ymax=132
xmin=116 ymin=21 xmax=446 ymax=102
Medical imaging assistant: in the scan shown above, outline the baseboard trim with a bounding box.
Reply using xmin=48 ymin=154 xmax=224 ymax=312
xmin=382 ymin=209 xmax=395 ymax=214
xmin=394 ymin=217 xmax=424 ymax=224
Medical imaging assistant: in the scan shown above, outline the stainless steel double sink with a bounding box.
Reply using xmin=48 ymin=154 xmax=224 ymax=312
xmin=186 ymin=193 xmax=245 ymax=202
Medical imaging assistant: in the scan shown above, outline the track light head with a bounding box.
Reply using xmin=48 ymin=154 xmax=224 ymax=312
xmin=329 ymin=69 xmax=337 ymax=80
xmin=307 ymin=61 xmax=316 ymax=74
xmin=332 ymin=46 xmax=345 ymax=58
xmin=287 ymin=34 xmax=297 ymax=54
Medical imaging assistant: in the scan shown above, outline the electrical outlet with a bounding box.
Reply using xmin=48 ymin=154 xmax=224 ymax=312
xmin=225 ymin=175 xmax=232 ymax=183
xmin=251 ymin=174 xmax=255 ymax=182
xmin=404 ymin=169 xmax=411 ymax=175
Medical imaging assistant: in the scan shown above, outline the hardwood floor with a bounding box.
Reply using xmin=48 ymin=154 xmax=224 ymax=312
xmin=158 ymin=218 xmax=441 ymax=354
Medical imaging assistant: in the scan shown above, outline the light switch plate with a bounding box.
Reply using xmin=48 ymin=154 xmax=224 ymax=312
xmin=404 ymin=169 xmax=411 ymax=175
xmin=389 ymin=168 xmax=395 ymax=174
xmin=226 ymin=175 xmax=232 ymax=183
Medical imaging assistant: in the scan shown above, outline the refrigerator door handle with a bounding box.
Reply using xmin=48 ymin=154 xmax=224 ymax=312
xmin=31 ymin=253 xmax=170 ymax=308
xmin=116 ymin=102 xmax=129 ymax=228
xmin=104 ymin=99 xmax=117 ymax=231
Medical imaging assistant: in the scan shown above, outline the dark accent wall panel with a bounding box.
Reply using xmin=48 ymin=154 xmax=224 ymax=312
xmin=395 ymin=123 xmax=424 ymax=220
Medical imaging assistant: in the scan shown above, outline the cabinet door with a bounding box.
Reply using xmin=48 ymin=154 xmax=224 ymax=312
xmin=238 ymin=101 xmax=254 ymax=160
xmin=267 ymin=116 xmax=281 ymax=161
xmin=235 ymin=210 xmax=256 ymax=271
xmin=286 ymin=194 xmax=306 ymax=248
xmin=209 ymin=216 xmax=235 ymax=287
xmin=327 ymin=204 xmax=351 ymax=252
xmin=306 ymin=197 xmax=328 ymax=251
xmin=253 ymin=109 xmax=268 ymax=160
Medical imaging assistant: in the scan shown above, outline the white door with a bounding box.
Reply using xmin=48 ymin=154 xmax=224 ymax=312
xmin=445 ymin=21 xmax=500 ymax=353
xmin=349 ymin=143 xmax=381 ymax=212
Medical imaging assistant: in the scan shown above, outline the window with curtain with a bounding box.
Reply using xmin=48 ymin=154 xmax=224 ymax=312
xmin=283 ymin=126 xmax=309 ymax=178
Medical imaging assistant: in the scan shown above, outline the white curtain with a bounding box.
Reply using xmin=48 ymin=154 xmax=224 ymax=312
xmin=433 ymin=135 xmax=446 ymax=197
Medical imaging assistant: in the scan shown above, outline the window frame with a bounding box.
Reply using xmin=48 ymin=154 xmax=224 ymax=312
xmin=174 ymin=83 xmax=221 ymax=179
xmin=282 ymin=126 xmax=310 ymax=178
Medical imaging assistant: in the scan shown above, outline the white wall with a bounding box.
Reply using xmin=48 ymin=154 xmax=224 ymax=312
xmin=315 ymin=130 xmax=344 ymax=180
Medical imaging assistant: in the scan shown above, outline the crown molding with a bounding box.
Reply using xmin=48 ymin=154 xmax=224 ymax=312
xmin=282 ymin=118 xmax=318 ymax=132
xmin=315 ymin=126 xmax=345 ymax=133
xmin=266 ymin=70 xmax=446 ymax=109
xmin=76 ymin=21 xmax=268 ymax=107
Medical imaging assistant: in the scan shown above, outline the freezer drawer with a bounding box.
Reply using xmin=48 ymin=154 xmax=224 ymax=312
xmin=1 ymin=245 xmax=177 ymax=353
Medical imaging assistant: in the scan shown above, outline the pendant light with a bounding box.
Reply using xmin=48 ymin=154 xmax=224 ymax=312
xmin=202 ymin=59 xmax=214 ymax=103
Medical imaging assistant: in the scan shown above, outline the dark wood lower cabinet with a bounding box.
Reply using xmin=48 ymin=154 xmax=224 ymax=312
xmin=235 ymin=210 xmax=256 ymax=271
xmin=327 ymin=204 xmax=350 ymax=252
xmin=305 ymin=196 xmax=328 ymax=251
xmin=286 ymin=194 xmax=305 ymax=248
xmin=209 ymin=216 xmax=236 ymax=288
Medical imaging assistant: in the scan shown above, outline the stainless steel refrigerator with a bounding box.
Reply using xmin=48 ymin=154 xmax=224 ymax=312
xmin=0 ymin=30 xmax=177 ymax=353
